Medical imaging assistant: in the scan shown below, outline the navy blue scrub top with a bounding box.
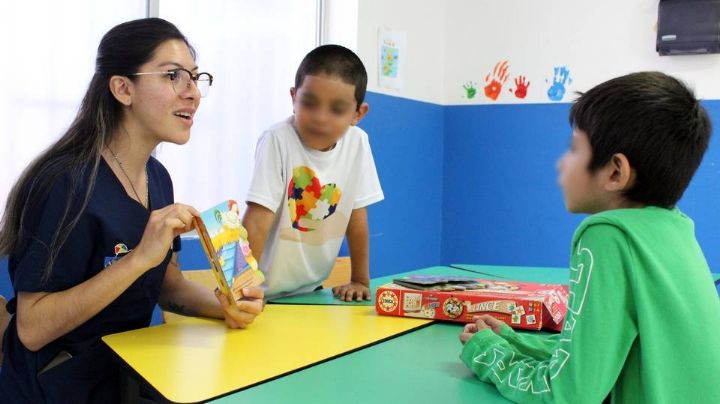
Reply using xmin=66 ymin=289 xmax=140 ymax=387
xmin=0 ymin=157 xmax=181 ymax=403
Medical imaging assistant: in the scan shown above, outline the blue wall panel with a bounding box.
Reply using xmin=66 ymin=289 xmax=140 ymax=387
xmin=442 ymin=103 xmax=580 ymax=268
xmin=3 ymin=97 xmax=719 ymax=302
xmin=442 ymin=101 xmax=720 ymax=272
xmin=178 ymin=92 xmax=446 ymax=279
xmin=0 ymin=258 xmax=11 ymax=299
xmin=359 ymin=92 xmax=445 ymax=277
xmin=177 ymin=95 xmax=719 ymax=278
xmin=679 ymin=100 xmax=720 ymax=273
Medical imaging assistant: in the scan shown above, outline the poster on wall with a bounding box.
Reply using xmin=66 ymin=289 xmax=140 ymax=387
xmin=378 ymin=28 xmax=405 ymax=90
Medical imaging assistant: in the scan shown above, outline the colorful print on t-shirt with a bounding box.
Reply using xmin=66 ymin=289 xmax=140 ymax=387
xmin=287 ymin=166 xmax=342 ymax=232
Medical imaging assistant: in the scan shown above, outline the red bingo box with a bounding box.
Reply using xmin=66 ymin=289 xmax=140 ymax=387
xmin=375 ymin=275 xmax=569 ymax=331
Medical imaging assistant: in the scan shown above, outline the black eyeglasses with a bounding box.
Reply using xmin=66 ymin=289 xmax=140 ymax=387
xmin=129 ymin=68 xmax=214 ymax=97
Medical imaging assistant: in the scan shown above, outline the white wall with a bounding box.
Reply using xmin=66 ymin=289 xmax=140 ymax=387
xmin=324 ymin=0 xmax=359 ymax=51
xmin=444 ymin=0 xmax=720 ymax=105
xmin=353 ymin=0 xmax=720 ymax=106
xmin=356 ymin=0 xmax=447 ymax=105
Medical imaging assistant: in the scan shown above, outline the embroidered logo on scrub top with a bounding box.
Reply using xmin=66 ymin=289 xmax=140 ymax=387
xmin=104 ymin=243 xmax=131 ymax=267
xmin=287 ymin=166 xmax=342 ymax=232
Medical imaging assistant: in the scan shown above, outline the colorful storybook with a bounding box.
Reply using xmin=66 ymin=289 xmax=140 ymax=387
xmin=192 ymin=200 xmax=265 ymax=306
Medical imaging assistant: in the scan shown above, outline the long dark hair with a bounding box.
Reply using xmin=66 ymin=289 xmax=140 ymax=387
xmin=0 ymin=18 xmax=195 ymax=281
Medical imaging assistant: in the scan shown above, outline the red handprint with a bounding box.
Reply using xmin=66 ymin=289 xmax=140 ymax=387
xmin=512 ymin=76 xmax=530 ymax=99
xmin=484 ymin=60 xmax=509 ymax=101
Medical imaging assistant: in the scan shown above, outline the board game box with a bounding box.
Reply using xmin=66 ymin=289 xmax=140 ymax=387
xmin=375 ymin=275 xmax=568 ymax=331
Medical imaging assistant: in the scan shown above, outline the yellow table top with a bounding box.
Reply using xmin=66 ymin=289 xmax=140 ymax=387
xmin=102 ymin=305 xmax=431 ymax=403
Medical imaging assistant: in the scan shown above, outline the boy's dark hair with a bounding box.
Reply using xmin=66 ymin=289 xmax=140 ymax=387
xmin=294 ymin=44 xmax=367 ymax=110
xmin=569 ymin=71 xmax=711 ymax=208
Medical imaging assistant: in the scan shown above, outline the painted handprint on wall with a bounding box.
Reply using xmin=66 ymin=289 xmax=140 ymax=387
xmin=547 ymin=66 xmax=571 ymax=101
xmin=463 ymin=81 xmax=478 ymax=99
xmin=484 ymin=60 xmax=509 ymax=101
xmin=510 ymin=76 xmax=530 ymax=99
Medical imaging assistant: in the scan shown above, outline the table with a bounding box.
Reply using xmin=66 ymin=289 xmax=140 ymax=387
xmin=104 ymin=264 xmax=719 ymax=403
xmin=103 ymin=305 xmax=432 ymax=403
xmin=104 ymin=266 xmax=468 ymax=403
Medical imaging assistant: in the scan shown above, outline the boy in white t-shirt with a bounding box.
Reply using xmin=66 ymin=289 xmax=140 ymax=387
xmin=243 ymin=45 xmax=384 ymax=300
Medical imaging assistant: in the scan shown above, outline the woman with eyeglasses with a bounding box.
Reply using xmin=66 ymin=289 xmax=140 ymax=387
xmin=0 ymin=18 xmax=264 ymax=402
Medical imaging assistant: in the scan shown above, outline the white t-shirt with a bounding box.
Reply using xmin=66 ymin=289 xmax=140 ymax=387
xmin=246 ymin=117 xmax=384 ymax=298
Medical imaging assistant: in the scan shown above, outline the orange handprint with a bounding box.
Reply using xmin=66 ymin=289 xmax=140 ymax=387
xmin=512 ymin=76 xmax=530 ymax=99
xmin=484 ymin=60 xmax=509 ymax=101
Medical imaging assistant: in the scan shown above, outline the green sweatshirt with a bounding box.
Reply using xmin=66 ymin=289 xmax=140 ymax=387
xmin=461 ymin=207 xmax=720 ymax=403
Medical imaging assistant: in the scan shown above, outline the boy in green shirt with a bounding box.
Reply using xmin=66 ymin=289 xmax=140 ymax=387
xmin=459 ymin=72 xmax=720 ymax=403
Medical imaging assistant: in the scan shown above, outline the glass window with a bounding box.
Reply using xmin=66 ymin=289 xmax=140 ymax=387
xmin=157 ymin=0 xmax=318 ymax=211
xmin=0 ymin=1 xmax=147 ymax=216
xmin=0 ymin=1 xmax=318 ymax=217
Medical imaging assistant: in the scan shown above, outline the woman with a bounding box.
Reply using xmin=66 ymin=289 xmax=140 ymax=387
xmin=0 ymin=18 xmax=263 ymax=402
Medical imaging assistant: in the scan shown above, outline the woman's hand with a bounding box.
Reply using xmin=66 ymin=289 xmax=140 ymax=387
xmin=215 ymin=286 xmax=265 ymax=329
xmin=132 ymin=203 xmax=200 ymax=270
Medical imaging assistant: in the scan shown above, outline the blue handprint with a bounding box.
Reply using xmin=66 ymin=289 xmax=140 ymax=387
xmin=547 ymin=66 xmax=571 ymax=101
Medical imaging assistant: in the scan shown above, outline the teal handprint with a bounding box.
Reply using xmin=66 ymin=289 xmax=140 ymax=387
xmin=547 ymin=66 xmax=571 ymax=101
xmin=463 ymin=81 xmax=477 ymax=99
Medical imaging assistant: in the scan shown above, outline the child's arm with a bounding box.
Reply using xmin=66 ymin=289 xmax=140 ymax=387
xmin=460 ymin=315 xmax=561 ymax=360
xmin=459 ymin=223 xmax=637 ymax=403
xmin=242 ymin=202 xmax=275 ymax=263
xmin=498 ymin=326 xmax=562 ymax=359
xmin=332 ymin=207 xmax=371 ymax=301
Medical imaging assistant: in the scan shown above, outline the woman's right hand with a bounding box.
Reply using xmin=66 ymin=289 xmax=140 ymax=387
xmin=214 ymin=286 xmax=265 ymax=329
xmin=131 ymin=203 xmax=200 ymax=270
